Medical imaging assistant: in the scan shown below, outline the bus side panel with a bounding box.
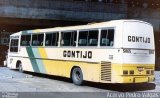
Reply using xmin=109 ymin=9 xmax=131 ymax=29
xmin=40 ymin=59 xmax=101 ymax=82
xmin=18 ymin=47 xmax=122 ymax=83
xmin=35 ymin=48 xmax=101 ymax=82
xmin=36 ymin=48 xmax=121 ymax=82
xmin=7 ymin=56 xmax=18 ymax=69
xmin=18 ymin=47 xmax=102 ymax=82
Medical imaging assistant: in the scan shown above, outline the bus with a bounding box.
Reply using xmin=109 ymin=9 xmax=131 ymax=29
xmin=7 ymin=20 xmax=155 ymax=85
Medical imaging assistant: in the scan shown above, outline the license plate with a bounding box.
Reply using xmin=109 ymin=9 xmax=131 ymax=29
xmin=135 ymin=77 xmax=148 ymax=83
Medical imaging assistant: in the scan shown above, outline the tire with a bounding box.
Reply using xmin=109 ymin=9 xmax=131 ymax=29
xmin=18 ymin=63 xmax=23 ymax=73
xmin=72 ymin=67 xmax=83 ymax=85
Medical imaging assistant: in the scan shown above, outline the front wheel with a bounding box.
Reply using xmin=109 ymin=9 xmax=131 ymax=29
xmin=18 ymin=63 xmax=23 ymax=73
xmin=72 ymin=67 xmax=83 ymax=85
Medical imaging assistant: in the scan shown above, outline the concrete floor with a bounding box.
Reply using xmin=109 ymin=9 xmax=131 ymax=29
xmin=0 ymin=67 xmax=159 ymax=98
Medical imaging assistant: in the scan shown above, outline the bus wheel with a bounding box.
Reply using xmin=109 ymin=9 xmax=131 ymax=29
xmin=72 ymin=67 xmax=83 ymax=85
xmin=18 ymin=63 xmax=23 ymax=73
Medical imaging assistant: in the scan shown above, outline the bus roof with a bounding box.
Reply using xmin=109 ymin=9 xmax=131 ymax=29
xmin=10 ymin=19 xmax=152 ymax=35
xmin=10 ymin=32 xmax=21 ymax=36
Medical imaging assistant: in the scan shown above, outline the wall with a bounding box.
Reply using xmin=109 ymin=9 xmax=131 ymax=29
xmin=0 ymin=0 xmax=127 ymax=21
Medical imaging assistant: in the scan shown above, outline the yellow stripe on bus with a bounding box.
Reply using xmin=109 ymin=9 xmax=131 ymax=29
xmin=38 ymin=48 xmax=50 ymax=73
xmin=33 ymin=29 xmax=41 ymax=33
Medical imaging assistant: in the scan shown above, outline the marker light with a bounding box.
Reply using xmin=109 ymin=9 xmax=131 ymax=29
xmin=146 ymin=70 xmax=150 ymax=74
xmin=123 ymin=70 xmax=128 ymax=75
xmin=130 ymin=70 xmax=134 ymax=75
xmin=137 ymin=67 xmax=144 ymax=72
xmin=151 ymin=70 xmax=154 ymax=75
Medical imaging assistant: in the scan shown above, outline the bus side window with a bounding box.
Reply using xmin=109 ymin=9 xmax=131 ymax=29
xmin=88 ymin=30 xmax=98 ymax=46
xmin=52 ymin=33 xmax=59 ymax=46
xmin=61 ymin=32 xmax=71 ymax=46
xmin=78 ymin=30 xmax=98 ymax=46
xmin=108 ymin=29 xmax=114 ymax=46
xmin=21 ymin=35 xmax=31 ymax=46
xmin=10 ymin=39 xmax=19 ymax=52
xmin=32 ymin=34 xmax=44 ymax=46
xmin=61 ymin=31 xmax=76 ymax=46
xmin=26 ymin=35 xmax=31 ymax=46
xmin=38 ymin=34 xmax=44 ymax=46
xmin=100 ymin=29 xmax=114 ymax=46
xmin=78 ymin=31 xmax=88 ymax=46
xmin=45 ymin=32 xmax=59 ymax=46
xmin=101 ymin=38 xmax=109 ymax=46
xmin=45 ymin=33 xmax=52 ymax=46
xmin=32 ymin=34 xmax=37 ymax=46
xmin=71 ymin=31 xmax=77 ymax=46
xmin=21 ymin=35 xmax=26 ymax=46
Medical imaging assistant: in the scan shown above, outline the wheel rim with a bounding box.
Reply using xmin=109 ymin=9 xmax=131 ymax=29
xmin=72 ymin=68 xmax=83 ymax=85
xmin=75 ymin=71 xmax=81 ymax=81
xmin=19 ymin=64 xmax=23 ymax=72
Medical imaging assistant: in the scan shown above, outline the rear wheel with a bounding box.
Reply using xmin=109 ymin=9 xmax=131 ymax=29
xmin=72 ymin=67 xmax=83 ymax=85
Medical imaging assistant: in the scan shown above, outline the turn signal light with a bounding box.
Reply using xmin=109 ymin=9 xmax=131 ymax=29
xmin=123 ymin=70 xmax=128 ymax=75
xmin=130 ymin=70 xmax=134 ymax=75
xmin=151 ymin=70 xmax=154 ymax=75
xmin=146 ymin=70 xmax=150 ymax=74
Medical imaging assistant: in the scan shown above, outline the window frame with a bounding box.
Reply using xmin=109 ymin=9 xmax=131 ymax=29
xmin=78 ymin=29 xmax=99 ymax=47
xmin=21 ymin=27 xmax=115 ymax=48
xmin=10 ymin=38 xmax=19 ymax=53
xmin=31 ymin=33 xmax=44 ymax=47
xmin=60 ymin=30 xmax=77 ymax=47
xmin=100 ymin=27 xmax=115 ymax=47
xmin=20 ymin=34 xmax=31 ymax=47
xmin=45 ymin=32 xmax=59 ymax=47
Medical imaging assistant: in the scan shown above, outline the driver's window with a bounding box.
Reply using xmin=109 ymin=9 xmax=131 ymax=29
xmin=10 ymin=39 xmax=19 ymax=52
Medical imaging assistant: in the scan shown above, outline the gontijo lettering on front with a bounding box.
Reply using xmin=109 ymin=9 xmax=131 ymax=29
xmin=128 ymin=36 xmax=150 ymax=43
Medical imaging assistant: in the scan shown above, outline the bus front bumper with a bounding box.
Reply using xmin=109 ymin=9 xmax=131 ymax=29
xmin=111 ymin=75 xmax=155 ymax=83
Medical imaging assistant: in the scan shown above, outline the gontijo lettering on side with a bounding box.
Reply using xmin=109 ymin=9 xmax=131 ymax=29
xmin=63 ymin=50 xmax=92 ymax=59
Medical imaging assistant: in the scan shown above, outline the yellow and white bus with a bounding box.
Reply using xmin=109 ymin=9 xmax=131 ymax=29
xmin=7 ymin=20 xmax=155 ymax=85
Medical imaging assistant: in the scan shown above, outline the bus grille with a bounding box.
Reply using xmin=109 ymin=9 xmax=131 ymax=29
xmin=101 ymin=61 xmax=111 ymax=81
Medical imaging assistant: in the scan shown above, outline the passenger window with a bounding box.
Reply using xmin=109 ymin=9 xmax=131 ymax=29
xmin=10 ymin=39 xmax=19 ymax=52
xmin=45 ymin=33 xmax=52 ymax=46
xmin=100 ymin=29 xmax=114 ymax=46
xmin=26 ymin=35 xmax=31 ymax=46
xmin=52 ymin=33 xmax=59 ymax=46
xmin=45 ymin=33 xmax=59 ymax=46
xmin=61 ymin=31 xmax=77 ymax=46
xmin=71 ymin=31 xmax=77 ymax=46
xmin=78 ymin=31 xmax=88 ymax=46
xmin=88 ymin=30 xmax=98 ymax=46
xmin=32 ymin=34 xmax=44 ymax=46
xmin=78 ymin=30 xmax=98 ymax=46
xmin=21 ymin=35 xmax=25 ymax=46
xmin=21 ymin=35 xmax=31 ymax=46
xmin=108 ymin=29 xmax=114 ymax=46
